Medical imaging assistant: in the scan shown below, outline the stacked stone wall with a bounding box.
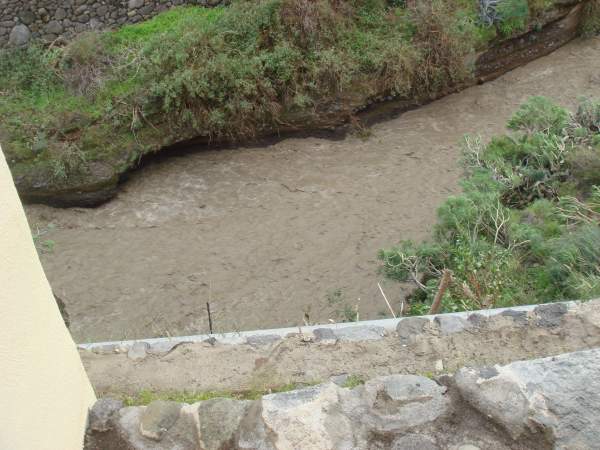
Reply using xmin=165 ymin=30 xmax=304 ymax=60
xmin=0 ymin=0 xmax=226 ymax=47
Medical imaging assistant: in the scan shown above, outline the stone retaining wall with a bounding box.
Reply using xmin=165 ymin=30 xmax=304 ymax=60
xmin=85 ymin=347 xmax=600 ymax=449
xmin=0 ymin=0 xmax=226 ymax=48
xmin=81 ymin=299 xmax=600 ymax=396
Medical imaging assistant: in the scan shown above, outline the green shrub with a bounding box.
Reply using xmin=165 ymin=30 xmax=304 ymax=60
xmin=496 ymin=0 xmax=530 ymax=36
xmin=580 ymin=0 xmax=600 ymax=37
xmin=507 ymin=96 xmax=570 ymax=135
xmin=380 ymin=97 xmax=600 ymax=314
xmin=568 ymin=147 xmax=600 ymax=193
xmin=575 ymin=97 xmax=600 ymax=131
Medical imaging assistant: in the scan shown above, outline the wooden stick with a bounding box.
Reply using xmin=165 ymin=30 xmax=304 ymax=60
xmin=206 ymin=302 xmax=213 ymax=335
xmin=429 ymin=269 xmax=452 ymax=315
xmin=377 ymin=282 xmax=397 ymax=318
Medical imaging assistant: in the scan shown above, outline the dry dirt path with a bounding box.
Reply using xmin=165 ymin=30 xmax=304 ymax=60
xmin=25 ymin=37 xmax=600 ymax=343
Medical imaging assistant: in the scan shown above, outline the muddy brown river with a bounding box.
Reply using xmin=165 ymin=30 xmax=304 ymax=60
xmin=25 ymin=37 xmax=600 ymax=342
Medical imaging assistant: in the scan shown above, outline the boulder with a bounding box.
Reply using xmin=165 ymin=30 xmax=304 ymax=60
xmin=87 ymin=398 xmax=123 ymax=433
xmin=352 ymin=375 xmax=451 ymax=436
xmin=139 ymin=400 xmax=182 ymax=441
xmin=239 ymin=383 xmax=355 ymax=450
xmin=455 ymin=348 xmax=600 ymax=448
xmin=8 ymin=25 xmax=31 ymax=46
xmin=197 ymin=398 xmax=253 ymax=449
xmin=396 ymin=317 xmax=430 ymax=344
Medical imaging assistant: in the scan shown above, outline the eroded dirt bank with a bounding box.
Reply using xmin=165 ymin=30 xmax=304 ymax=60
xmin=25 ymin=37 xmax=600 ymax=342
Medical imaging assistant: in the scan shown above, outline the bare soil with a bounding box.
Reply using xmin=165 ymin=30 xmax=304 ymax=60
xmin=25 ymin=37 xmax=600 ymax=343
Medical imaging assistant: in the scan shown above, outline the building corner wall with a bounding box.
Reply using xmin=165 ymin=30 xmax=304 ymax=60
xmin=0 ymin=147 xmax=96 ymax=450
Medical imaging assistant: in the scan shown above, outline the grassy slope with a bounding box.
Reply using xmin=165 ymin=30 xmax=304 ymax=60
xmin=380 ymin=97 xmax=600 ymax=314
xmin=0 ymin=0 xmax=572 ymax=195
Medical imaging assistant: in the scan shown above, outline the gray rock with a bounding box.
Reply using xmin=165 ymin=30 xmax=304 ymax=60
xmin=478 ymin=366 xmax=499 ymax=379
xmin=8 ymin=24 xmax=31 ymax=46
xmin=45 ymin=20 xmax=63 ymax=34
xmin=534 ymin=303 xmax=568 ymax=328
xmin=334 ymin=325 xmax=385 ymax=342
xmin=139 ymin=5 xmax=154 ymax=16
xmin=391 ymin=434 xmax=440 ymax=450
xmin=129 ymin=0 xmax=145 ymax=8
xmin=467 ymin=313 xmax=487 ymax=327
xmin=246 ymin=334 xmax=281 ymax=347
xmin=456 ymin=368 xmax=529 ymax=440
xmin=352 ymin=375 xmax=451 ymax=436
xmin=434 ymin=315 xmax=470 ymax=335
xmin=500 ymin=309 xmax=528 ymax=325
xmin=456 ymin=348 xmax=600 ymax=448
xmin=89 ymin=18 xmax=103 ymax=30
xmin=55 ymin=8 xmax=67 ymax=20
xmin=97 ymin=5 xmax=109 ymax=16
xmin=396 ymin=317 xmax=430 ymax=344
xmin=330 ymin=374 xmax=350 ymax=386
xmin=148 ymin=340 xmax=191 ymax=355
xmin=18 ymin=10 xmax=36 ymax=25
xmin=313 ymin=328 xmax=337 ymax=343
xmin=75 ymin=4 xmax=88 ymax=14
xmin=240 ymin=383 xmax=355 ymax=450
xmin=88 ymin=398 xmax=123 ymax=432
xmin=110 ymin=403 xmax=200 ymax=450
xmin=139 ymin=400 xmax=182 ymax=441
xmin=127 ymin=341 xmax=149 ymax=361
xmin=197 ymin=398 xmax=252 ymax=450
xmin=91 ymin=343 xmax=117 ymax=354
xmin=237 ymin=401 xmax=277 ymax=450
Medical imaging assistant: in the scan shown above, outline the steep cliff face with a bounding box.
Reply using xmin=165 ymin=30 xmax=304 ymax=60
xmin=0 ymin=0 xmax=593 ymax=206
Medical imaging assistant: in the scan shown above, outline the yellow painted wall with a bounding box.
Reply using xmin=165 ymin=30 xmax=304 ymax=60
xmin=0 ymin=148 xmax=95 ymax=450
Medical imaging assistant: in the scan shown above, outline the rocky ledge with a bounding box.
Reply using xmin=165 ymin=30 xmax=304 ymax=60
xmin=85 ymin=347 xmax=600 ymax=450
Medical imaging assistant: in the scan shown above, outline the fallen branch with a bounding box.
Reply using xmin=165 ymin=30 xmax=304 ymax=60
xmin=429 ymin=269 xmax=452 ymax=315
xmin=377 ymin=282 xmax=397 ymax=318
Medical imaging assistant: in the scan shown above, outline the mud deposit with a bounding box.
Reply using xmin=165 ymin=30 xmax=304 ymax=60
xmin=25 ymin=37 xmax=600 ymax=342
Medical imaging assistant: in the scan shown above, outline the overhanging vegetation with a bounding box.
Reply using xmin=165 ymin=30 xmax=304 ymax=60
xmin=1 ymin=0 xmax=595 ymax=204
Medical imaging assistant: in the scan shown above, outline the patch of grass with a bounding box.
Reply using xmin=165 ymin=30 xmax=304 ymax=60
xmin=496 ymin=0 xmax=530 ymax=36
xmin=121 ymin=381 xmax=321 ymax=406
xmin=380 ymin=97 xmax=600 ymax=314
xmin=110 ymin=6 xmax=225 ymax=46
xmin=342 ymin=374 xmax=365 ymax=389
xmin=32 ymin=223 xmax=56 ymax=254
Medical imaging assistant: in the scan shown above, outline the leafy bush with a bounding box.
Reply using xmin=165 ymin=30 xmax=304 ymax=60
xmin=507 ymin=96 xmax=570 ymax=135
xmin=496 ymin=0 xmax=529 ymax=35
xmin=380 ymin=97 xmax=600 ymax=314
xmin=580 ymin=0 xmax=600 ymax=37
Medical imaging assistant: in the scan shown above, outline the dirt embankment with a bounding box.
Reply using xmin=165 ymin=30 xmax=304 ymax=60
xmin=25 ymin=36 xmax=600 ymax=343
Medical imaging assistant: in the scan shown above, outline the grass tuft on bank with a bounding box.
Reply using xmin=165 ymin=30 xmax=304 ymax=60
xmin=120 ymin=381 xmax=321 ymax=406
xmin=379 ymin=97 xmax=600 ymax=315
